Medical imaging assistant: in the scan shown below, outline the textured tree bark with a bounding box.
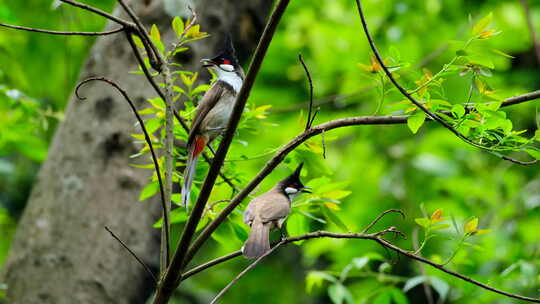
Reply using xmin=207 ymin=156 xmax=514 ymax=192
xmin=0 ymin=1 xmax=270 ymax=303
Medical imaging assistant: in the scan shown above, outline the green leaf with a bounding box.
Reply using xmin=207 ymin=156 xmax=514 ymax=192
xmin=328 ymin=283 xmax=354 ymax=304
xmin=389 ymin=288 xmax=409 ymax=304
xmin=150 ymin=24 xmax=165 ymax=52
xmin=322 ymin=207 xmax=349 ymax=232
xmin=373 ymin=290 xmax=392 ymax=304
xmin=472 ymin=12 xmax=493 ymax=35
xmin=525 ymin=149 xmax=540 ymax=160
xmin=403 ymin=276 xmax=427 ymax=292
xmin=306 ymin=271 xmax=337 ymax=293
xmin=430 ymin=277 xmax=450 ymax=302
xmin=150 ymin=24 xmax=161 ymax=42
xmin=172 ymin=16 xmax=184 ymax=37
xmin=131 ymin=34 xmax=144 ymax=49
xmin=153 ymin=208 xmax=187 ymax=228
xmin=352 ymin=257 xmax=369 ymax=270
xmin=415 ymin=218 xmax=430 ymax=228
xmin=451 ymin=104 xmax=466 ymax=118
xmin=139 ymin=181 xmax=159 ymax=201
xmin=464 ymin=217 xmax=478 ymax=234
xmin=456 ymin=49 xmax=468 ymax=56
xmin=431 ymin=223 xmax=450 ymax=230
xmin=407 ymin=111 xmax=426 ymax=134
xmin=287 ymin=213 xmax=309 ymax=241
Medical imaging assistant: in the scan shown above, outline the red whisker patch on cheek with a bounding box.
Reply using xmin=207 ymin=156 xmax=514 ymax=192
xmin=223 ymin=59 xmax=231 ymax=65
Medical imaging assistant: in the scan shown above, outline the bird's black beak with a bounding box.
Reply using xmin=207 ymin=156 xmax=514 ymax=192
xmin=301 ymin=186 xmax=312 ymax=193
xmin=201 ymin=58 xmax=216 ymax=67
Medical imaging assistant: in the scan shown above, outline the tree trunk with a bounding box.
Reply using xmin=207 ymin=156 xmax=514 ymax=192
xmin=1 ymin=1 xmax=271 ymax=303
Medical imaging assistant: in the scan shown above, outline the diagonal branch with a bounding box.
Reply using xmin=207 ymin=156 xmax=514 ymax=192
xmin=298 ymin=54 xmax=316 ymax=130
xmin=116 ymin=0 xmax=162 ymax=71
xmin=104 ymin=226 xmax=158 ymax=284
xmin=0 ymin=23 xmax=124 ymax=36
xmin=209 ymin=240 xmax=286 ymax=304
xmin=151 ymin=1 xmax=292 ymax=303
xmin=60 ymin=0 xmax=131 ymax=27
xmin=520 ymin=0 xmax=540 ymax=65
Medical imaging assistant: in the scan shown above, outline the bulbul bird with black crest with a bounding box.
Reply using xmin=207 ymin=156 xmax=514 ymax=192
xmin=181 ymin=36 xmax=245 ymax=209
xmin=242 ymin=164 xmax=311 ymax=259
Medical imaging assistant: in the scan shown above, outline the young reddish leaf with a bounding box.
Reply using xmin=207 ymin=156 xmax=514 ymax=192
xmin=430 ymin=209 xmax=443 ymax=222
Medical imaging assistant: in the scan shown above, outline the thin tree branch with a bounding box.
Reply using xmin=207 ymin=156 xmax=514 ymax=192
xmin=354 ymin=0 xmax=537 ymax=165
xmin=59 ymin=0 xmax=131 ymax=27
xmin=104 ymin=226 xmax=158 ymax=284
xmin=116 ymin=0 xmax=162 ymax=71
xmin=152 ymin=1 xmax=291 ymax=303
xmin=298 ymin=54 xmax=315 ymax=130
xmin=209 ymin=240 xmax=286 ymax=304
xmin=125 ymin=32 xmax=172 ymax=270
xmin=75 ymin=76 xmax=171 ymax=271
xmin=362 ymin=209 xmax=405 ymax=233
xmin=181 ymin=250 xmax=243 ymax=280
xmin=190 ymin=228 xmax=540 ymax=303
xmin=501 ymin=90 xmax=540 ymax=107
xmin=412 ymin=228 xmax=435 ymax=304
xmin=520 ymin=0 xmax=540 ymax=65
xmin=0 ymin=23 xmax=124 ymax=36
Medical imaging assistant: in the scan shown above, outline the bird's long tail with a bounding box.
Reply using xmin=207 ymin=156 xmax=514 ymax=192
xmin=181 ymin=135 xmax=207 ymax=210
xmin=243 ymin=217 xmax=270 ymax=259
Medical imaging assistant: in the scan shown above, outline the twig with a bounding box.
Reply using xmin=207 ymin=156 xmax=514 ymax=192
xmin=362 ymin=209 xmax=405 ymax=233
xmin=181 ymin=250 xmax=242 ymax=280
xmin=151 ymin=1 xmax=291 ymax=303
xmin=298 ymin=54 xmax=315 ymax=130
xmin=116 ymin=0 xmax=162 ymax=71
xmin=75 ymin=77 xmax=170 ymax=270
xmin=60 ymin=0 xmax=131 ymax=27
xmin=354 ymin=0 xmax=537 ymax=165
xmin=209 ymin=240 xmax=286 ymax=304
xmin=0 ymin=23 xmax=124 ymax=36
xmin=412 ymin=228 xmax=435 ymax=304
xmin=521 ymin=0 xmax=540 ymax=65
xmin=104 ymin=226 xmax=158 ymax=284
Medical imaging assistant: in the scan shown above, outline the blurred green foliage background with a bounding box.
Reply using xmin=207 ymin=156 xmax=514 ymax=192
xmin=1 ymin=0 xmax=540 ymax=303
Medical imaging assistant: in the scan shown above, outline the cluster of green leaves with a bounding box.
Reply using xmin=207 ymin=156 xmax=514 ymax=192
xmin=306 ymin=253 xmax=411 ymax=304
xmin=362 ymin=13 xmax=540 ymax=159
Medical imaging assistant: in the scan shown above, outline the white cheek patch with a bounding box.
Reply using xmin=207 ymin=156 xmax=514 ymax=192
xmin=219 ymin=64 xmax=235 ymax=72
xmin=285 ymin=187 xmax=299 ymax=195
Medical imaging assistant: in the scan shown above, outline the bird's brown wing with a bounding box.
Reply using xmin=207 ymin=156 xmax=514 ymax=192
xmin=258 ymin=192 xmax=291 ymax=223
xmin=187 ymin=82 xmax=224 ymax=146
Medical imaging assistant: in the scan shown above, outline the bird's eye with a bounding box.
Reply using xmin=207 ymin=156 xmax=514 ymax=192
xmin=222 ymin=59 xmax=231 ymax=65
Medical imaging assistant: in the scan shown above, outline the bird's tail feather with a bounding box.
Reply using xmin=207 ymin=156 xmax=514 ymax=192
xmin=181 ymin=135 xmax=206 ymax=210
xmin=243 ymin=218 xmax=270 ymax=259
